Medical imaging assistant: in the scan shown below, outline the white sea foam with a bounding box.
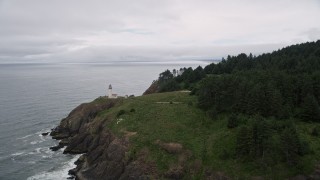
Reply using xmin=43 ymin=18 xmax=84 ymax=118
xmin=41 ymin=147 xmax=55 ymax=158
xmin=43 ymin=147 xmax=54 ymax=154
xmin=60 ymin=147 xmax=67 ymax=152
xmin=39 ymin=135 xmax=45 ymax=141
xmin=18 ymin=128 xmax=49 ymax=143
xmin=30 ymin=140 xmax=44 ymax=145
xmin=26 ymin=147 xmax=42 ymax=155
xmin=27 ymin=155 xmax=80 ymax=180
xmin=17 ymin=134 xmax=33 ymax=140
xmin=36 ymin=148 xmax=42 ymax=154
xmin=11 ymin=151 xmax=25 ymax=156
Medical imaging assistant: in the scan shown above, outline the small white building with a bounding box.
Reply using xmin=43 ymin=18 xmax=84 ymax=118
xmin=108 ymin=84 xmax=118 ymax=99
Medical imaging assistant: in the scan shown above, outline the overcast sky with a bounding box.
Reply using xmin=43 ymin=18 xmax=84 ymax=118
xmin=0 ymin=0 xmax=319 ymax=63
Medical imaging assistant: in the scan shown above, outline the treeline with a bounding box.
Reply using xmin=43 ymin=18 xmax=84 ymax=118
xmin=155 ymin=40 xmax=320 ymax=168
xmin=231 ymin=115 xmax=312 ymax=167
xmin=157 ymin=66 xmax=205 ymax=92
xmin=204 ymin=40 xmax=320 ymax=74
xmin=198 ymin=70 xmax=320 ymax=121
xmin=197 ymin=41 xmax=320 ymax=121
xmin=156 ymin=40 xmax=320 ymax=121
xmin=197 ymin=41 xmax=320 ymax=168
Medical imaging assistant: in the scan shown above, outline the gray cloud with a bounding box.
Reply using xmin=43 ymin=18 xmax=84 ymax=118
xmin=0 ymin=0 xmax=319 ymax=63
xmin=302 ymin=28 xmax=320 ymax=41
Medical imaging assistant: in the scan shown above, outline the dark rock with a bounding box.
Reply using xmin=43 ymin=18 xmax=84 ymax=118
xmin=41 ymin=132 xmax=49 ymax=136
xmin=74 ymin=155 xmax=85 ymax=166
xmin=164 ymin=166 xmax=184 ymax=179
xmin=143 ymin=81 xmax=159 ymax=95
xmin=68 ymin=168 xmax=78 ymax=177
xmin=155 ymin=140 xmax=183 ymax=154
xmin=63 ymin=133 xmax=92 ymax=154
xmin=86 ymin=145 xmax=105 ymax=164
xmin=59 ymin=138 xmax=69 ymax=146
xmin=50 ymin=98 xmax=159 ymax=180
xmin=119 ymin=160 xmax=158 ymax=180
xmin=50 ymin=100 xmax=115 ymax=140
xmin=289 ymin=175 xmax=307 ymax=180
xmin=50 ymin=127 xmax=70 ymax=140
xmin=309 ymin=175 xmax=320 ymax=180
xmin=205 ymin=170 xmax=230 ymax=180
xmin=50 ymin=144 xmax=64 ymax=151
xmin=251 ymin=176 xmax=265 ymax=180
xmin=106 ymin=139 xmax=125 ymax=162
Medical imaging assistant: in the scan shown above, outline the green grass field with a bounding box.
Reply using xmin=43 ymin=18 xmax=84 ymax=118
xmin=92 ymin=92 xmax=320 ymax=179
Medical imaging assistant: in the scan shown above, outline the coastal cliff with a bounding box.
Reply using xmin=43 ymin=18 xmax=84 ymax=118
xmin=50 ymin=97 xmax=157 ymax=179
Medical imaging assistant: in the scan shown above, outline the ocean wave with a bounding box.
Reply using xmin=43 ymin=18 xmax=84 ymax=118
xmin=26 ymin=147 xmax=42 ymax=155
xmin=17 ymin=127 xmax=52 ymax=141
xmin=12 ymin=146 xmax=52 ymax=157
xmin=30 ymin=140 xmax=45 ymax=145
xmin=36 ymin=147 xmax=42 ymax=154
xmin=11 ymin=151 xmax=27 ymax=162
xmin=17 ymin=134 xmax=33 ymax=140
xmin=40 ymin=147 xmax=55 ymax=158
xmin=30 ymin=133 xmax=49 ymax=145
xmin=27 ymin=155 xmax=81 ymax=180
xmin=11 ymin=151 xmax=25 ymax=156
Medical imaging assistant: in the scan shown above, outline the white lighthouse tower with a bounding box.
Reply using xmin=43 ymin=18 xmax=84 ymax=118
xmin=108 ymin=84 xmax=118 ymax=98
xmin=108 ymin=84 xmax=112 ymax=97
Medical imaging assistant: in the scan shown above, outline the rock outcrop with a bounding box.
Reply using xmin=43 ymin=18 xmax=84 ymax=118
xmin=143 ymin=81 xmax=159 ymax=95
xmin=50 ymin=97 xmax=156 ymax=180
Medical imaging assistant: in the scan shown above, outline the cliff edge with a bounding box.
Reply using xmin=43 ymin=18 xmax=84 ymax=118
xmin=50 ymin=97 xmax=157 ymax=180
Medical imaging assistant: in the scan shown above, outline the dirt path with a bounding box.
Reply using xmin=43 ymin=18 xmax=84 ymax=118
xmin=155 ymin=102 xmax=183 ymax=104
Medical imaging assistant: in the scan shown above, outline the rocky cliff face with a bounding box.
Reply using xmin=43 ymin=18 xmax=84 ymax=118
xmin=50 ymin=98 xmax=156 ymax=180
xmin=143 ymin=81 xmax=159 ymax=95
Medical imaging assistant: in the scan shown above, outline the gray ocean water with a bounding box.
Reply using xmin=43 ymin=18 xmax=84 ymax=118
xmin=0 ymin=61 xmax=207 ymax=180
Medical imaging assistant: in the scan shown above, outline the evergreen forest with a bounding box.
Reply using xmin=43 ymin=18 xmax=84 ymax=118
xmin=153 ymin=40 xmax=320 ymax=171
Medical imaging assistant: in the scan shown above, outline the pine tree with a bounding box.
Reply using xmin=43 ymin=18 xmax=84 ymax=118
xmin=250 ymin=117 xmax=270 ymax=157
xmin=280 ymin=127 xmax=301 ymax=166
xmin=227 ymin=114 xmax=238 ymax=129
xmin=246 ymin=83 xmax=264 ymax=115
xmin=301 ymin=94 xmax=320 ymax=122
xmin=236 ymin=126 xmax=251 ymax=157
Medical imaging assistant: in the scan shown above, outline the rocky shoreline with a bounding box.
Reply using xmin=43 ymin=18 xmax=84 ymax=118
xmin=49 ymin=98 xmax=156 ymax=180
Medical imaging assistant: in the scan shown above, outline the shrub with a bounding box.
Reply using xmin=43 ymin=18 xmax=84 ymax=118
xmin=206 ymin=107 xmax=218 ymax=119
xmin=227 ymin=114 xmax=238 ymax=128
xmin=219 ymin=149 xmax=230 ymax=160
xmin=311 ymin=126 xmax=320 ymax=136
xmin=130 ymin=108 xmax=136 ymax=113
xmin=117 ymin=110 xmax=126 ymax=117
xmin=299 ymin=139 xmax=311 ymax=155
